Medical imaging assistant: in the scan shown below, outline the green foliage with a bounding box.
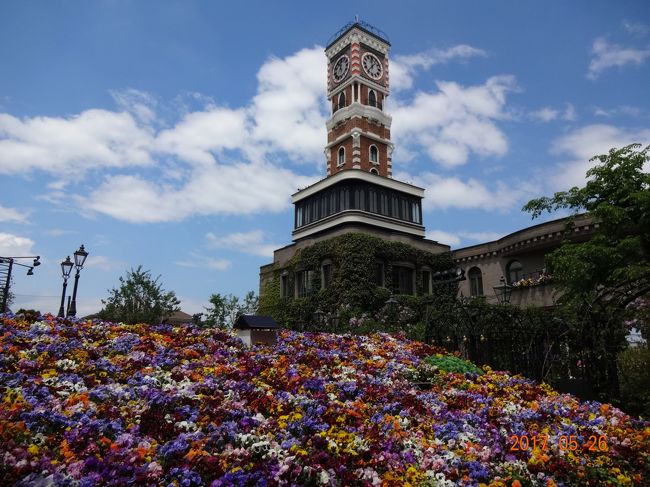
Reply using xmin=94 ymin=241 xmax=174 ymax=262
xmin=523 ymin=144 xmax=650 ymax=307
xmin=203 ymin=291 xmax=259 ymax=328
xmin=259 ymin=232 xmax=455 ymax=333
xmin=99 ymin=266 xmax=180 ymax=325
xmin=424 ymin=354 xmax=484 ymax=375
xmin=523 ymin=143 xmax=650 ymax=403
xmin=618 ymin=346 xmax=650 ymax=419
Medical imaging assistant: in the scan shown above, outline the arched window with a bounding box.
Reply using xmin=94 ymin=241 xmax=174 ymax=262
xmin=506 ymin=260 xmax=523 ymax=284
xmin=369 ymin=145 xmax=378 ymax=164
xmin=337 ymin=147 xmax=345 ymax=166
xmin=468 ymin=267 xmax=483 ymax=296
xmin=368 ymin=89 xmax=377 ymax=107
xmin=338 ymin=92 xmax=346 ymax=110
xmin=370 ymin=168 xmax=379 ymax=175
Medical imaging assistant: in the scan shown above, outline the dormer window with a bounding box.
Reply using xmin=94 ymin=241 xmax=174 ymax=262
xmin=368 ymin=89 xmax=377 ymax=108
xmin=370 ymin=168 xmax=378 ymax=175
xmin=338 ymin=92 xmax=346 ymax=110
xmin=337 ymin=147 xmax=345 ymax=166
xmin=369 ymin=145 xmax=379 ymax=164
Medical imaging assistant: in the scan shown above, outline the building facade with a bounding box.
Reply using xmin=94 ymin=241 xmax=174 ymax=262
xmin=453 ymin=214 xmax=598 ymax=307
xmin=260 ymin=20 xmax=450 ymax=301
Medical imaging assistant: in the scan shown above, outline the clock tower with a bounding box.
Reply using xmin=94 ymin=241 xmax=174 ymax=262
xmin=325 ymin=21 xmax=393 ymax=177
xmin=259 ymin=19 xmax=450 ymax=303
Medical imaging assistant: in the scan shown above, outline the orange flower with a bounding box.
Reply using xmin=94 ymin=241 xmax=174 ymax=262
xmin=511 ymin=481 xmax=522 ymax=487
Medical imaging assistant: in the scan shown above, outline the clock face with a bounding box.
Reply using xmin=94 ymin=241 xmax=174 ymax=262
xmin=332 ymin=55 xmax=350 ymax=83
xmin=362 ymin=53 xmax=383 ymax=80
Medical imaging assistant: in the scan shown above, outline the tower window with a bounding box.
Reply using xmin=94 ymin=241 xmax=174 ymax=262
xmin=338 ymin=92 xmax=346 ymax=110
xmin=468 ymin=267 xmax=484 ymax=296
xmin=337 ymin=147 xmax=345 ymax=166
xmin=369 ymin=145 xmax=378 ymax=164
xmin=368 ymin=89 xmax=377 ymax=107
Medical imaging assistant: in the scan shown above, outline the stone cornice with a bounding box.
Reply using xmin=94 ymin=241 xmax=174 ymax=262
xmin=452 ymin=216 xmax=598 ymax=263
xmin=292 ymin=169 xmax=423 ymax=202
xmin=326 ymin=27 xmax=390 ymax=59
xmin=326 ymin=102 xmax=392 ymax=131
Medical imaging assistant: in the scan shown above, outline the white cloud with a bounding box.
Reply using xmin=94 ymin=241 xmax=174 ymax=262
xmin=550 ymin=124 xmax=650 ymax=188
xmin=110 ymin=88 xmax=157 ymax=124
xmin=0 ymin=47 xmax=327 ymax=224
xmin=623 ymin=20 xmax=649 ymax=37
xmin=0 ymin=204 xmax=28 ymax=223
xmin=391 ymin=45 xmax=487 ymax=91
xmin=154 ymin=107 xmax=249 ymax=166
xmin=391 ymin=75 xmax=516 ymax=167
xmin=0 ymin=110 xmax=154 ymax=176
xmin=530 ymin=103 xmax=576 ymax=122
xmin=250 ymin=47 xmax=328 ymax=161
xmin=0 ymin=232 xmax=35 ymax=256
xmin=396 ymin=171 xmax=536 ymax=212
xmin=593 ymin=105 xmax=642 ymax=117
xmin=588 ymin=37 xmax=650 ymax=79
xmin=81 ymin=163 xmax=316 ymax=223
xmin=84 ymin=255 xmax=125 ymax=272
xmin=44 ymin=229 xmax=77 ymax=237
xmin=426 ymin=230 xmax=461 ymax=246
xmin=205 ymin=230 xmax=280 ymax=258
xmin=175 ymin=257 xmax=231 ymax=271
xmin=427 ymin=229 xmax=504 ymax=247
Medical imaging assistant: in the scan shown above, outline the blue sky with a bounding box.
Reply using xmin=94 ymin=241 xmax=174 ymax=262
xmin=1 ymin=0 xmax=649 ymax=316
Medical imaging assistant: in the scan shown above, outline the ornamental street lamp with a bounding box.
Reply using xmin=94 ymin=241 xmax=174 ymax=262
xmin=493 ymin=276 xmax=513 ymax=304
xmin=67 ymin=244 xmax=89 ymax=317
xmin=385 ymin=295 xmax=399 ymax=325
xmin=58 ymin=256 xmax=74 ymax=318
xmin=0 ymin=255 xmax=40 ymax=313
xmin=313 ymin=308 xmax=325 ymax=329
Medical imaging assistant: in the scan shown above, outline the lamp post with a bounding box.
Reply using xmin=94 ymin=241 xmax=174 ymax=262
xmin=493 ymin=276 xmax=513 ymax=304
xmin=385 ymin=295 xmax=398 ymax=325
xmin=313 ymin=308 xmax=325 ymax=330
xmin=67 ymin=245 xmax=88 ymax=317
xmin=57 ymin=256 xmax=74 ymax=318
xmin=0 ymin=255 xmax=40 ymax=313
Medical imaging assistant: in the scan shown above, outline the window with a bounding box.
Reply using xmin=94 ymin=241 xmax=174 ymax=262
xmin=392 ymin=265 xmax=414 ymax=295
xmin=421 ymin=270 xmax=431 ymax=295
xmin=337 ymin=147 xmax=345 ymax=166
xmin=370 ymin=168 xmax=378 ymax=175
xmin=412 ymin=201 xmax=421 ymax=224
xmin=295 ymin=270 xmax=313 ymax=298
xmin=296 ymin=205 xmax=303 ymax=227
xmin=369 ymin=145 xmax=378 ymax=164
xmin=468 ymin=267 xmax=483 ymax=296
xmin=374 ymin=262 xmax=385 ymax=286
xmin=338 ymin=92 xmax=346 ymax=110
xmin=506 ymin=260 xmax=523 ymax=284
xmin=280 ymin=273 xmax=290 ymax=298
xmin=321 ymin=262 xmax=332 ymax=289
xmin=368 ymin=89 xmax=377 ymax=107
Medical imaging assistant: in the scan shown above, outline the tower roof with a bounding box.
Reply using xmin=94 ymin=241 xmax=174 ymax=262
xmin=326 ymin=18 xmax=390 ymax=49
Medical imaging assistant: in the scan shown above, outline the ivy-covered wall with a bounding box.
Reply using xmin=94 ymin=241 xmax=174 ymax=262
xmin=259 ymin=233 xmax=455 ymax=332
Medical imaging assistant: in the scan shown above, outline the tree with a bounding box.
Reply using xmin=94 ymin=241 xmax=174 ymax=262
xmin=204 ymin=291 xmax=259 ymax=328
xmin=99 ymin=266 xmax=181 ymax=324
xmin=523 ymin=143 xmax=650 ymax=401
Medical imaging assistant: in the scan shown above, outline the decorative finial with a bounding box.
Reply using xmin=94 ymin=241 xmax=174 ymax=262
xmin=355 ymin=14 xmax=359 ymax=22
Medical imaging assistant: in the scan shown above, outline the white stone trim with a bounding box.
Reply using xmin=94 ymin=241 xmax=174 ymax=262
xmin=325 ymin=127 xmax=391 ymax=151
xmin=326 ymin=27 xmax=390 ymax=58
xmin=292 ymin=211 xmax=425 ymax=240
xmin=328 ymin=76 xmax=389 ymax=99
xmin=327 ymin=102 xmax=392 ymax=129
xmin=292 ymin=170 xmax=424 ymax=202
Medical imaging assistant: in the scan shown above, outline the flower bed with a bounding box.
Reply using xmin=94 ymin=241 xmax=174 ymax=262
xmin=1 ymin=315 xmax=648 ymax=486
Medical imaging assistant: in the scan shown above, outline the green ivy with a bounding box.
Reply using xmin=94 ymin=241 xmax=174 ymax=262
xmin=259 ymin=232 xmax=455 ymax=333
